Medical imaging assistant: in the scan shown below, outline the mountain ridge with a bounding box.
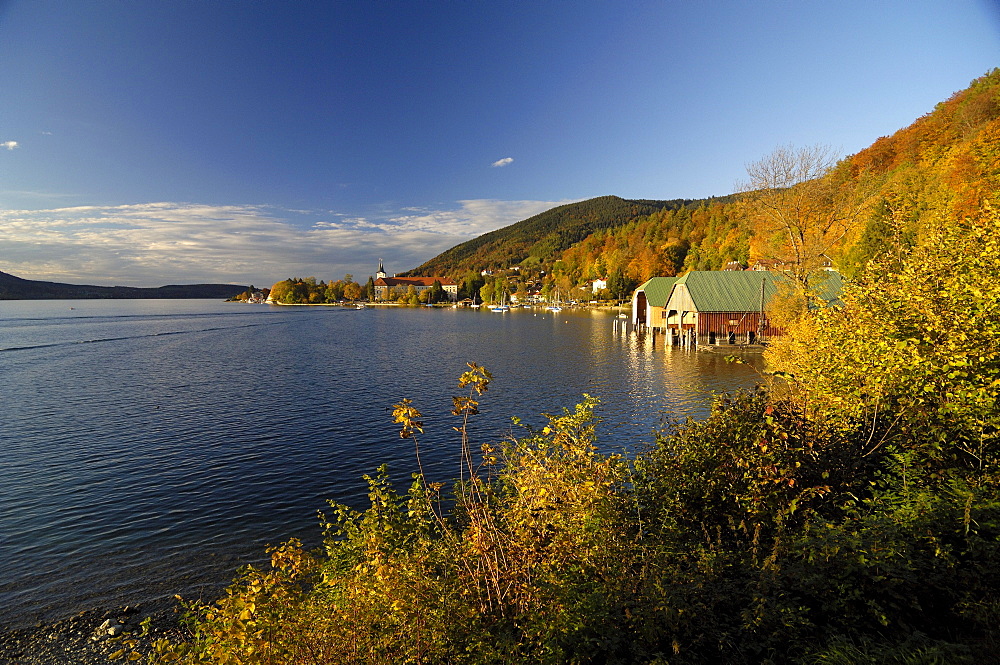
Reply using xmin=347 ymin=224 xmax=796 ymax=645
xmin=0 ymin=270 xmax=248 ymax=300
xmin=399 ymin=194 xmax=734 ymax=277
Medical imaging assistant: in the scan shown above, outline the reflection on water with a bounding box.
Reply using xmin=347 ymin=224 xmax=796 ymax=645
xmin=0 ymin=301 xmax=764 ymax=628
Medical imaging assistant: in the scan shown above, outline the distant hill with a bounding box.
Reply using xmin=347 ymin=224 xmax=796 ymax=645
xmin=0 ymin=271 xmax=248 ymax=300
xmin=400 ymin=195 xmax=724 ymax=277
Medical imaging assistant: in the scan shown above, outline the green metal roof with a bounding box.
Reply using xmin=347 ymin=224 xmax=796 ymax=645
xmin=637 ymin=271 xmax=843 ymax=312
xmin=809 ymin=270 xmax=844 ymax=306
xmin=673 ymin=270 xmax=843 ymax=312
xmin=674 ymin=271 xmax=779 ymax=312
xmin=635 ymin=277 xmax=678 ymax=307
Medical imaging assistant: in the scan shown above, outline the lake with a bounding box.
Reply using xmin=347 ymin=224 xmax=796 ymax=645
xmin=0 ymin=300 xmax=763 ymax=629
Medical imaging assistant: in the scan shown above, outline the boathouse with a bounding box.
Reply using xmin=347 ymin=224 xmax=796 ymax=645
xmin=632 ymin=270 xmax=842 ymax=346
xmin=631 ymin=276 xmax=678 ymax=330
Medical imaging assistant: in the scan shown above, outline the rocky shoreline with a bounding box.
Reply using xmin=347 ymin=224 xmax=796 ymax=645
xmin=0 ymin=603 xmax=186 ymax=665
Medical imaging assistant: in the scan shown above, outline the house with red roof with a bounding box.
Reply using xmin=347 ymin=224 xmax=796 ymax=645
xmin=373 ymin=260 xmax=458 ymax=302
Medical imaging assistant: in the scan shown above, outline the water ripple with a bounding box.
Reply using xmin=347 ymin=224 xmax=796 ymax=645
xmin=0 ymin=301 xmax=762 ymax=628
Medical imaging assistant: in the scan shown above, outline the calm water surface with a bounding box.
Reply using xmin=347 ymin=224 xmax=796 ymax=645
xmin=0 ymin=300 xmax=763 ymax=629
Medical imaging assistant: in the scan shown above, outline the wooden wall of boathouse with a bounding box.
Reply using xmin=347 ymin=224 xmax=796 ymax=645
xmin=695 ymin=312 xmax=783 ymax=345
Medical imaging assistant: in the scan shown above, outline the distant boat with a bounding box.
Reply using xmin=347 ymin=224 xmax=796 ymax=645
xmin=356 ymin=303 xmax=366 ymax=309
xmin=490 ymin=292 xmax=510 ymax=313
xmin=546 ymin=287 xmax=563 ymax=312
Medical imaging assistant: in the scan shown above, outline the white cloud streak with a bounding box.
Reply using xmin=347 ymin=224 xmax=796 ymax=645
xmin=491 ymin=157 xmax=514 ymax=167
xmin=2 ymin=141 xmax=19 ymax=150
xmin=0 ymin=199 xmax=571 ymax=287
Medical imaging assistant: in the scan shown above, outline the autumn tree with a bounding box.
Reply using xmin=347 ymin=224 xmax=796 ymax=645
xmin=738 ymin=144 xmax=875 ymax=301
xmin=326 ymin=280 xmax=345 ymax=301
xmin=343 ymin=281 xmax=362 ymax=301
xmin=767 ymin=202 xmax=1000 ymax=465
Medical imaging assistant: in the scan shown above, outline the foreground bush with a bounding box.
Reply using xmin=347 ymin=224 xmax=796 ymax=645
xmin=135 ymin=378 xmax=1000 ymax=664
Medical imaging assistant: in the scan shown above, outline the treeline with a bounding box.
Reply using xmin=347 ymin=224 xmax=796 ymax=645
xmin=268 ymin=276 xmax=369 ymax=304
xmin=451 ymin=268 xmax=636 ymax=305
xmin=552 ymin=201 xmax=749 ymax=290
xmin=145 ymin=201 xmax=1000 ymax=663
xmin=268 ymin=276 xmax=455 ymax=306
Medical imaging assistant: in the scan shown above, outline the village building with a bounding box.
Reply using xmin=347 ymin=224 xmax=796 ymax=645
xmin=750 ymin=256 xmax=834 ymax=272
xmin=749 ymin=258 xmax=787 ymax=272
xmin=372 ymin=260 xmax=458 ymax=301
xmin=631 ymin=270 xmax=842 ymax=346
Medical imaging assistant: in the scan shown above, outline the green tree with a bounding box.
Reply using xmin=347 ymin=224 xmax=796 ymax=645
xmin=459 ymin=271 xmax=485 ymax=301
xmin=606 ymin=268 xmax=636 ymax=303
xmin=479 ymin=280 xmax=495 ymax=305
xmin=268 ymin=278 xmax=300 ymax=304
xmin=428 ymin=279 xmax=445 ymax=304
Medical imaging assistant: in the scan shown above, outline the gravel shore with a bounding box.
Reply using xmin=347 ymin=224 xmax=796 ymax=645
xmin=0 ymin=604 xmax=186 ymax=665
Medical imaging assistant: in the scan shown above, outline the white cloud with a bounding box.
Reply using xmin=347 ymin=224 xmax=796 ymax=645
xmin=0 ymin=199 xmax=572 ymax=287
xmin=2 ymin=141 xmax=19 ymax=150
xmin=491 ymin=157 xmax=514 ymax=168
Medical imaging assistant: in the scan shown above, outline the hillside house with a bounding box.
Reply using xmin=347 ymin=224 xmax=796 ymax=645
xmin=590 ymin=278 xmax=608 ymax=294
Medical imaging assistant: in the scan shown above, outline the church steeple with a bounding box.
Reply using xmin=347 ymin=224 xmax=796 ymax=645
xmin=376 ymin=259 xmax=386 ymax=280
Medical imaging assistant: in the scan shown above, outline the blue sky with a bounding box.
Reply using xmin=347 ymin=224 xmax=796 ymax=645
xmin=1 ymin=1 xmax=997 ymax=287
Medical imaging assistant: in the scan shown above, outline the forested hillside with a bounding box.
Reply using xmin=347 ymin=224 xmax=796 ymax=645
xmin=401 ymin=196 xmax=711 ymax=277
xmin=405 ymin=70 xmax=1000 ymax=304
xmin=554 ymin=70 xmax=1000 ymax=292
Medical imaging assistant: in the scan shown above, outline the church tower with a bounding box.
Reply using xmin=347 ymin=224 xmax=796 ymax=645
xmin=376 ymin=259 xmax=386 ymax=280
